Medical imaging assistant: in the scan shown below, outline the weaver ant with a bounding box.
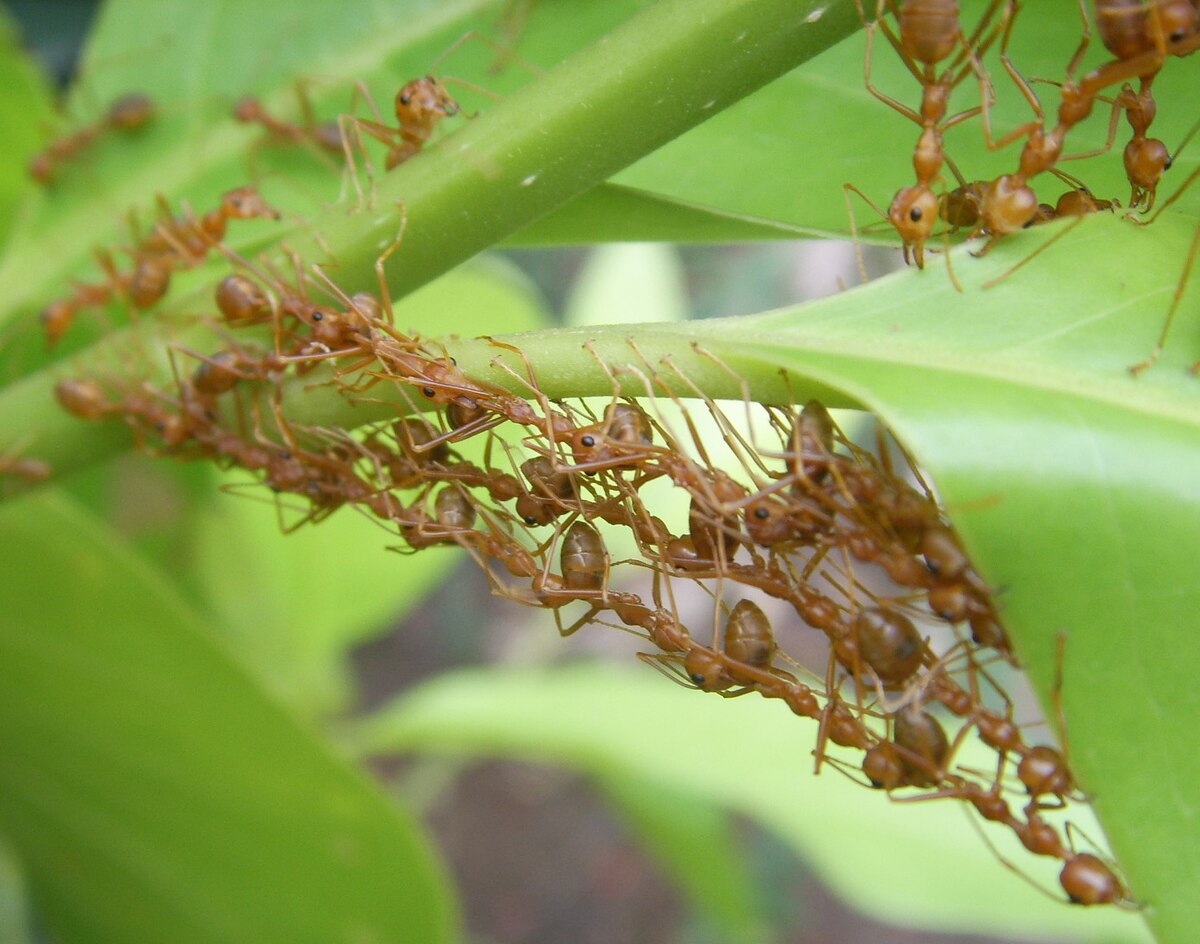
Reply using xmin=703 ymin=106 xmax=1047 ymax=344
xmin=845 ymin=0 xmax=1006 ymax=272
xmin=29 ymin=92 xmax=156 ymax=185
xmin=233 ymin=86 xmax=345 ymax=157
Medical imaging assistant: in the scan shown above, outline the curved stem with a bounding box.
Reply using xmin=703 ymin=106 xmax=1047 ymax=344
xmin=0 ymin=0 xmax=860 ymax=492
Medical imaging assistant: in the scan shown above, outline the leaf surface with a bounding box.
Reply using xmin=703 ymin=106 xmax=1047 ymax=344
xmin=0 ymin=492 xmax=457 ymax=944
xmin=358 ymin=663 xmax=1153 ymax=943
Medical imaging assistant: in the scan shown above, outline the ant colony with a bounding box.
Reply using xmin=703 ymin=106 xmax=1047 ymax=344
xmin=22 ymin=0 xmax=1195 ymax=918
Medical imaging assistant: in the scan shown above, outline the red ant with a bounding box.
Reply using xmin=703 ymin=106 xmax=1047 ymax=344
xmin=0 ymin=441 xmax=52 ymax=490
xmin=232 ymin=86 xmax=345 ymax=157
xmin=845 ymin=0 xmax=1006 ymax=272
xmin=38 ymin=188 xmax=280 ymax=346
xmin=29 ymin=92 xmax=156 ymax=185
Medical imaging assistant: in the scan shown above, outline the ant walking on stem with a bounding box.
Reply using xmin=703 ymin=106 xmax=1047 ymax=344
xmin=339 ymin=31 xmax=540 ymax=207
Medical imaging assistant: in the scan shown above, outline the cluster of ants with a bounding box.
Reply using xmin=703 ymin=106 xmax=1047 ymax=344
xmin=25 ymin=7 xmax=1151 ymax=914
xmin=50 ymin=225 xmax=1131 ymax=908
xmin=851 ymin=0 xmax=1200 ymax=372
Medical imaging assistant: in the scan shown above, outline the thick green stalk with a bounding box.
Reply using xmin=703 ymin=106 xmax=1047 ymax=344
xmin=0 ymin=0 xmax=858 ymax=490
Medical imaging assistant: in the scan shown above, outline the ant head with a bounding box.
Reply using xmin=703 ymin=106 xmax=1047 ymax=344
xmin=1155 ymin=1 xmax=1197 ymax=46
xmin=302 ymin=305 xmax=331 ymax=326
xmin=221 ymin=186 xmax=280 ymax=221
xmin=155 ymin=413 xmax=190 ymax=448
xmin=395 ymin=77 xmax=459 ymax=126
xmin=862 ymin=742 xmax=905 ymax=791
xmin=682 ymin=648 xmax=732 ymax=692
xmin=743 ymin=497 xmax=792 ymax=546
xmin=107 ymin=93 xmax=156 ymax=130
xmin=887 ymin=186 xmax=938 ymax=265
xmin=569 ymin=426 xmax=603 ymax=464
xmin=231 ymin=97 xmax=264 ymax=123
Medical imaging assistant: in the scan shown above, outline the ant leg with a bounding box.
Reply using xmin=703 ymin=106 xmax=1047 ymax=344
xmin=932 ymin=192 xmax=965 ymax=294
xmin=980 ymin=216 xmax=1085 ymax=289
xmin=975 ymin=4 xmax=1040 ymax=151
xmin=339 ymin=79 xmax=394 ymax=210
xmin=373 ymin=201 xmax=410 ymax=327
xmin=843 ymin=183 xmax=881 ymax=285
xmin=861 ymin=18 xmax=924 ymax=124
xmin=1129 ymin=221 xmax=1200 ymax=375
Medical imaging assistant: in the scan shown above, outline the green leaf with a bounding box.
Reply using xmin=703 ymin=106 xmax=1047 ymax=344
xmin=0 ymin=9 xmax=56 ymax=250
xmin=190 ymin=473 xmax=458 ymax=718
xmin=356 ymin=663 xmax=1152 ymax=944
xmin=608 ymin=0 xmax=1200 ymax=238
xmin=426 ymin=210 xmax=1197 ymax=944
xmin=565 ymin=242 xmax=689 ymax=328
xmin=0 ymin=491 xmax=457 ymax=944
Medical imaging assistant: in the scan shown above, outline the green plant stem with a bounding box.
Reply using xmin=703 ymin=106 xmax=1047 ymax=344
xmin=0 ymin=0 xmax=859 ymax=491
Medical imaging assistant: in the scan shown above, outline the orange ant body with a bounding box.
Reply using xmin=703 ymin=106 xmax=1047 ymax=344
xmin=140 ymin=186 xmax=281 ymax=261
xmin=976 ymin=1 xmax=1197 ymax=248
xmin=29 ymin=92 xmax=155 ymax=185
xmin=233 ymin=95 xmax=344 ymax=155
xmin=0 ymin=446 xmax=51 ymax=486
xmin=39 ymin=188 xmax=280 ymax=346
xmin=346 ymin=75 xmax=462 ymax=175
xmin=847 ymin=0 xmax=1006 ymax=268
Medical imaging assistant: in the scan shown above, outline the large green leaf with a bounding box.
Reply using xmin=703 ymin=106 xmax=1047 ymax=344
xmin=608 ymin=0 xmax=1200 ymax=236
xmin=421 ymin=210 xmax=1197 ymax=944
xmin=0 ymin=491 xmax=457 ymax=944
xmin=356 ymin=663 xmax=1152 ymax=943
xmin=515 ymin=0 xmax=1200 ymax=244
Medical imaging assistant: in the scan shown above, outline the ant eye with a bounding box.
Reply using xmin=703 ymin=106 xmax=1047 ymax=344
xmin=581 ymin=435 xmax=596 ymax=448
xmin=312 ymin=311 xmax=323 ymax=321
xmin=523 ymin=516 xmax=538 ymax=526
xmin=909 ymin=206 xmax=923 ymax=222
xmin=1172 ymin=29 xmax=1187 ymax=42
xmin=422 ymin=387 xmax=436 ymax=399
xmin=689 ymin=674 xmax=706 ymax=686
xmin=754 ymin=507 xmax=769 ymax=519
xmin=400 ymin=94 xmax=412 ymax=106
